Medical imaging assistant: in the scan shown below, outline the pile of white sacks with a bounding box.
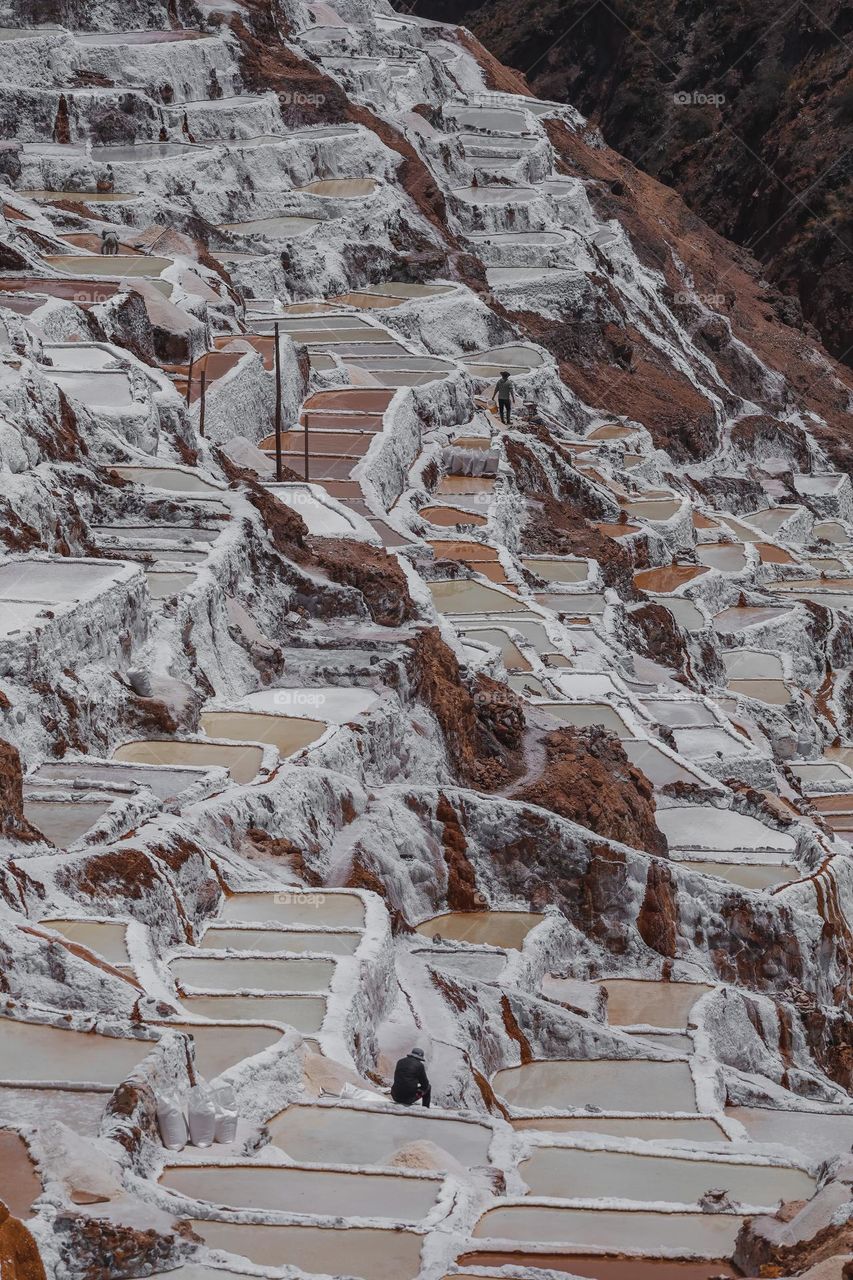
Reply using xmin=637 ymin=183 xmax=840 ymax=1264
xmin=156 ymin=1082 xmax=239 ymax=1150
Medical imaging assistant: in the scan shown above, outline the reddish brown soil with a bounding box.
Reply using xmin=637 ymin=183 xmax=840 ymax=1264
xmin=408 ymin=628 xmax=525 ymax=790
xmin=0 ymin=740 xmax=44 ymax=844
xmin=0 ymin=1205 xmax=46 ymax=1280
xmin=513 ymin=725 xmax=668 ymax=856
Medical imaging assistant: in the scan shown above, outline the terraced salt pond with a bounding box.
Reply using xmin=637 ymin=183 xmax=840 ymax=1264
xmin=598 ymin=980 xmax=712 ymax=1027
xmin=40 ymin=918 xmax=130 ymax=966
xmin=0 ymin=1131 xmax=41 ymax=1218
xmin=512 ymin=1116 xmax=725 ymax=1141
xmin=472 ymin=1206 xmax=743 ymax=1253
xmin=0 ymin=1019 xmax=153 ymax=1085
xmin=45 ymin=254 xmax=170 ymax=278
xmin=728 ymin=1105 xmax=853 ymax=1162
xmin=200 ymin=711 xmax=327 ymax=756
xmin=218 ymin=215 xmax=320 ymax=238
xmin=199 ymin=927 xmax=360 ymax=954
xmin=415 ymin=911 xmax=544 ymax=948
xmin=656 ymin=806 xmax=796 ymax=852
xmin=520 ymin=1146 xmax=813 ymax=1206
xmin=152 ymin=1021 xmax=282 ymax=1078
xmin=170 ymin=956 xmax=335 ymax=992
xmin=429 ymin=580 xmax=524 ymax=613
xmin=677 ymin=861 xmax=799 ymax=890
xmin=218 ymin=891 xmax=364 ymax=928
xmin=459 ymin=1253 xmax=738 ymax=1277
xmin=163 ymin=1164 xmax=438 ymax=1220
xmin=113 ymin=740 xmax=264 ymax=786
xmin=494 ymin=1060 xmax=697 ymax=1111
xmin=178 ymin=995 xmax=326 ymax=1031
xmin=270 ymin=1103 xmax=492 ymax=1167
xmin=189 ymin=1221 xmax=423 ymax=1280
xmin=23 ymin=796 xmax=114 ymax=847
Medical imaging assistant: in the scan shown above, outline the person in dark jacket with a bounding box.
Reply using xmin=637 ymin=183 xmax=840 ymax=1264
xmin=391 ymin=1046 xmax=431 ymax=1108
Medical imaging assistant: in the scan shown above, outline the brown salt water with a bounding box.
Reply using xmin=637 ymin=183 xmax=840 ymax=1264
xmin=415 ymin=911 xmax=544 ymax=949
xmin=460 ymin=627 xmax=530 ymax=669
xmin=40 ymin=919 xmax=130 ymax=966
xmin=178 ymin=995 xmax=326 ymax=1031
xmin=521 ymin=1145 xmax=813 ymax=1206
xmin=0 ymin=1131 xmax=41 ymax=1218
xmin=113 ymin=740 xmax=264 ymax=786
xmin=472 ymin=1206 xmax=743 ymax=1253
xmin=727 ymin=1106 xmax=853 ymax=1162
xmin=512 ymin=1116 xmax=725 ymax=1141
xmin=219 ymin=891 xmax=364 ymax=928
xmin=679 ymin=862 xmax=799 ymax=890
xmin=420 ymin=505 xmax=487 ymax=527
xmin=152 ymin=1022 xmax=282 ymax=1079
xmin=190 ymin=1221 xmax=422 ymax=1279
xmin=0 ymin=1019 xmax=154 ymax=1085
xmin=598 ymin=980 xmax=713 ymax=1028
xmin=170 ymin=955 xmax=335 ymax=992
xmin=200 ymin=711 xmax=326 ymax=756
xmin=429 ymin=580 xmax=524 ymax=613
xmin=199 ymin=926 xmax=360 ymax=954
xmin=163 ymin=1163 xmax=438 ymax=1220
xmin=23 ymin=797 xmax=113 ymax=847
xmin=493 ymin=1060 xmax=697 ymax=1112
xmin=456 ymin=1255 xmax=737 ymax=1278
xmin=269 ymin=1103 xmax=492 ymax=1167
xmin=634 ymin=565 xmax=707 ymax=592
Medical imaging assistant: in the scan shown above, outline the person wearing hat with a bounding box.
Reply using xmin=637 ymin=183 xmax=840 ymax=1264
xmin=391 ymin=1046 xmax=432 ymax=1108
xmin=491 ymin=371 xmax=515 ymax=424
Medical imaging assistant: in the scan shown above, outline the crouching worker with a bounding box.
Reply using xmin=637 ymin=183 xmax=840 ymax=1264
xmin=391 ymin=1046 xmax=431 ymax=1108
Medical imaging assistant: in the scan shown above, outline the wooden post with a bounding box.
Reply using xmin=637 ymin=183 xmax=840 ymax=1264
xmin=274 ymin=321 xmax=283 ymax=482
xmin=198 ymin=364 xmax=207 ymax=438
xmin=185 ymin=356 xmax=194 ymax=406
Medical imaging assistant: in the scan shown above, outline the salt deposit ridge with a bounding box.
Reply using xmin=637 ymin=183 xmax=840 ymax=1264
xmin=0 ymin=1 xmax=853 ymax=1278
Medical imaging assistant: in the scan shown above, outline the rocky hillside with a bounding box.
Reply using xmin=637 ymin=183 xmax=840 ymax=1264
xmin=406 ymin=0 xmax=853 ymax=370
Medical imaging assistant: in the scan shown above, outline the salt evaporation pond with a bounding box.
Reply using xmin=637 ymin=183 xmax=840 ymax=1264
xmin=269 ymin=1103 xmax=492 ymax=1167
xmin=656 ymin=806 xmax=796 ymax=852
xmin=170 ymin=956 xmax=335 ymax=992
xmin=0 ymin=1020 xmax=153 ymax=1085
xmin=493 ymin=1059 xmax=697 ymax=1111
xmin=153 ymin=1021 xmax=282 ymax=1078
xmin=522 ymin=557 xmax=588 ymax=582
xmin=199 ymin=927 xmax=360 ymax=954
xmin=727 ymin=678 xmax=792 ymax=704
xmin=677 ymin=861 xmax=798 ymax=890
xmin=415 ymin=911 xmax=544 ymax=949
xmin=429 ymin=580 xmax=524 ymax=613
xmin=461 ymin=628 xmax=530 ymax=669
xmin=40 ymin=919 xmax=130 ymax=966
xmin=23 ymin=797 xmax=113 ymax=847
xmin=521 ymin=1145 xmax=814 ymax=1206
xmin=539 ymin=703 xmax=631 ymax=735
xmin=0 ymin=1131 xmax=41 ymax=1218
xmin=219 ymin=891 xmax=364 ymax=928
xmin=458 ymin=1256 xmax=738 ymax=1278
xmin=113 ymin=740 xmax=264 ymax=786
xmin=598 ymin=980 xmax=712 ymax=1028
xmin=219 ymin=215 xmax=320 ymax=238
xmin=163 ymin=1164 xmax=438 ymax=1220
xmin=0 ymin=1084 xmax=106 ymax=1135
xmin=112 ymin=465 xmax=225 ymax=495
xmin=45 ymin=254 xmax=170 ymax=277
xmin=179 ymin=995 xmax=326 ymax=1031
xmin=146 ymin=571 xmax=196 ymax=600
xmin=190 ymin=1221 xmax=422 ymax=1279
xmin=473 ymin=1205 xmax=743 ymax=1253
xmin=727 ymin=1106 xmax=853 ymax=1163
xmin=200 ymin=711 xmax=326 ymax=756
xmin=723 ymin=649 xmax=785 ymax=679
xmin=512 ymin=1116 xmax=725 ymax=1141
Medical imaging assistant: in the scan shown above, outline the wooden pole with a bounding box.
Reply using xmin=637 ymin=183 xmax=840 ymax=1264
xmin=185 ymin=356 xmax=194 ymax=406
xmin=198 ymin=364 xmax=207 ymax=438
xmin=274 ymin=322 xmax=282 ymax=483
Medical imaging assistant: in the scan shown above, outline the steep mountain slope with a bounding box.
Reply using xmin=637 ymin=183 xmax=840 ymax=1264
xmin=405 ymin=0 xmax=853 ymax=370
xmin=1 ymin=0 xmax=853 ymax=1276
